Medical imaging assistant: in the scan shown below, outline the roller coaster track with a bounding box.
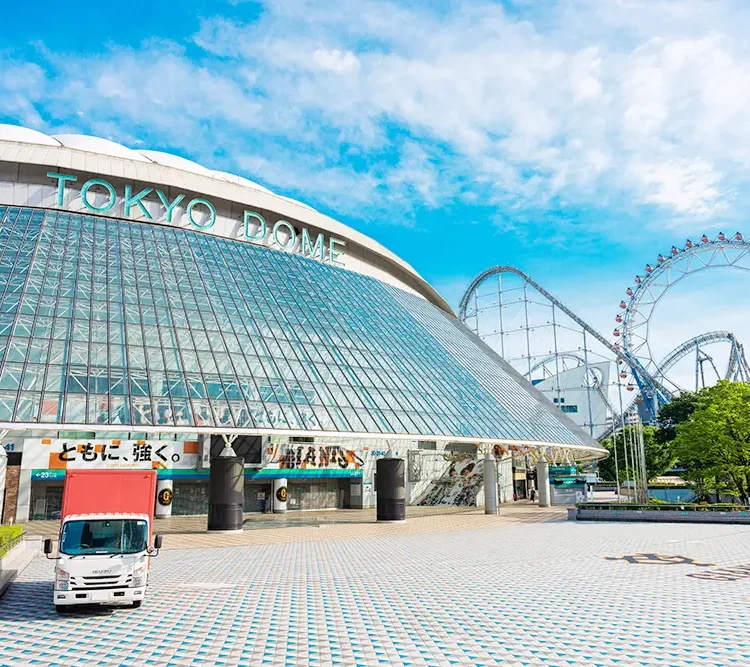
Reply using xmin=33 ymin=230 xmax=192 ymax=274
xmin=596 ymin=331 xmax=750 ymax=439
xmin=458 ymin=265 xmax=672 ymax=417
xmin=656 ymin=331 xmax=750 ymax=386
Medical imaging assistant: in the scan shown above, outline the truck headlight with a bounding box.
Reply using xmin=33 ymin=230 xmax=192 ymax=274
xmin=132 ymin=566 xmax=147 ymax=588
xmin=54 ymin=566 xmax=70 ymax=591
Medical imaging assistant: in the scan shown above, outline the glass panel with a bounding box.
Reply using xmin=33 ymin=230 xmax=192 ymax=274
xmin=39 ymin=394 xmax=63 ymax=422
xmin=21 ymin=365 xmax=46 ymax=391
xmin=64 ymin=395 xmax=87 ymax=423
xmin=0 ymin=363 xmax=23 ymax=390
xmin=0 ymin=391 xmax=17 ymax=420
xmin=0 ymin=207 xmax=590 ymax=448
xmin=5 ymin=338 xmax=29 ymax=362
xmin=110 ymin=396 xmax=130 ymax=424
xmin=88 ymin=394 xmax=110 ymax=424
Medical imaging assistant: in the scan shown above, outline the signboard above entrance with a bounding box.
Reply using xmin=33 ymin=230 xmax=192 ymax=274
xmin=23 ymin=437 xmax=199 ymax=473
xmin=47 ymin=171 xmax=346 ymax=265
xmin=264 ymin=442 xmax=364 ymax=471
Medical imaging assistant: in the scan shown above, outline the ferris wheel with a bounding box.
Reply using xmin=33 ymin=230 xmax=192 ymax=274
xmin=615 ymin=232 xmax=750 ymax=394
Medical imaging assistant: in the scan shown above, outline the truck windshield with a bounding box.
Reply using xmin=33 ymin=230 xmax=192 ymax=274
xmin=60 ymin=519 xmax=148 ymax=556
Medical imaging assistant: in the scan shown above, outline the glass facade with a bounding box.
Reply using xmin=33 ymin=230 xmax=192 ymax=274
xmin=0 ymin=206 xmax=588 ymax=446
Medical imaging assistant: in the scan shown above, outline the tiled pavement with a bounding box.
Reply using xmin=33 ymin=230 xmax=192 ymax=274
xmin=2 ymin=510 xmax=750 ymax=666
xmin=20 ymin=505 xmax=566 ymax=549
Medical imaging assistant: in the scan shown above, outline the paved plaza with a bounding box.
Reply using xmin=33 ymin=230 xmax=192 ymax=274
xmin=2 ymin=507 xmax=750 ymax=667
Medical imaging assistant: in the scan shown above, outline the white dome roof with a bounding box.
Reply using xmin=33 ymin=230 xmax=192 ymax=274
xmin=0 ymin=124 xmax=318 ymax=214
xmin=138 ymin=150 xmax=214 ymax=176
xmin=211 ymin=170 xmax=273 ymax=194
xmin=0 ymin=124 xmax=61 ymax=146
xmin=277 ymin=195 xmax=317 ymax=213
xmin=52 ymin=134 xmax=152 ymax=162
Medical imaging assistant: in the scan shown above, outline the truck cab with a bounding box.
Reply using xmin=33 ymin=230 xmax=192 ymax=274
xmin=44 ymin=470 xmax=163 ymax=612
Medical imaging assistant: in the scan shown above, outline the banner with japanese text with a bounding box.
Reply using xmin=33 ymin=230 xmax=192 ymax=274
xmin=23 ymin=438 xmax=199 ymax=475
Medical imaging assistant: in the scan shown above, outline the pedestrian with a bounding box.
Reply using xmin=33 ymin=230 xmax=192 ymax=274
xmin=530 ymin=488 xmax=537 ymax=502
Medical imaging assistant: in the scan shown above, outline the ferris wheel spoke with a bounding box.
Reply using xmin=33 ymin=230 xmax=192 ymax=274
xmin=694 ymin=252 xmax=710 ymax=269
xmin=627 ymin=323 xmax=648 ymax=336
xmin=670 ymin=261 xmax=690 ymax=277
xmin=727 ymin=247 xmax=750 ymax=266
xmin=627 ymin=331 xmax=648 ymax=344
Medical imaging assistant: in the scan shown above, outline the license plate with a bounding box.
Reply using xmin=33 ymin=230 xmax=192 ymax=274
xmin=90 ymin=591 xmax=112 ymax=602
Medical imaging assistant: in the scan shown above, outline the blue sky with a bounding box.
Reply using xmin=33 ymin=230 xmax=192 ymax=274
xmin=2 ymin=0 xmax=750 ymax=352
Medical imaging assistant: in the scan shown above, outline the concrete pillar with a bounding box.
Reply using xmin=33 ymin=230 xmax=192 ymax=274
xmin=273 ymin=478 xmax=288 ymax=513
xmin=376 ymin=457 xmax=406 ymax=521
xmin=154 ymin=478 xmax=173 ymax=519
xmin=349 ymin=478 xmax=363 ymax=510
xmin=537 ymin=460 xmax=551 ymax=507
xmin=484 ymin=452 xmax=498 ymax=514
xmin=15 ymin=467 xmax=32 ymax=523
xmin=207 ymin=453 xmax=244 ymax=532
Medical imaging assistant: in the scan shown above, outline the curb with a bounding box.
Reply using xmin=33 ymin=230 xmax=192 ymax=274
xmin=0 ymin=536 xmax=42 ymax=597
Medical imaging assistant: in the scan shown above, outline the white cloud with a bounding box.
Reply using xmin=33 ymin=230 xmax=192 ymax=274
xmin=7 ymin=0 xmax=750 ymax=229
xmin=628 ymin=158 xmax=729 ymax=218
xmin=0 ymin=60 xmax=47 ymax=128
xmin=312 ymin=49 xmax=360 ymax=74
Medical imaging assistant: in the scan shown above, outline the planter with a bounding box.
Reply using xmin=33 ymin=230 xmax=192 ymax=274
xmin=570 ymin=507 xmax=750 ymax=524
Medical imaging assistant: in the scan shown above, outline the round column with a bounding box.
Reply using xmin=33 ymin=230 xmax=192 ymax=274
xmin=376 ymin=458 xmax=406 ymax=521
xmin=537 ymin=460 xmax=551 ymax=508
xmin=273 ymin=478 xmax=288 ymax=513
xmin=155 ymin=478 xmax=173 ymax=519
xmin=207 ymin=455 xmax=244 ymax=532
xmin=484 ymin=453 xmax=498 ymax=514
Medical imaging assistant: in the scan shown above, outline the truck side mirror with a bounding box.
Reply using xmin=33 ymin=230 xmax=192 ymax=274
xmin=153 ymin=534 xmax=163 ymax=550
xmin=43 ymin=538 xmax=55 ymax=559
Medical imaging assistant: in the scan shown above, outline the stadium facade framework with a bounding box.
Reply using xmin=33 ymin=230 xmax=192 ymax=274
xmin=0 ymin=124 xmax=604 ymax=522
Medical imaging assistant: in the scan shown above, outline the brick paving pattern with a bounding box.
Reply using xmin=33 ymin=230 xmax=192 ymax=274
xmin=2 ymin=508 xmax=749 ymax=666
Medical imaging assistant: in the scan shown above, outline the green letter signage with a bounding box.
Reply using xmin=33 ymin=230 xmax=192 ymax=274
xmin=47 ymin=172 xmax=77 ymax=206
xmin=186 ymin=198 xmax=216 ymax=229
xmin=155 ymin=190 xmax=185 ymax=223
xmin=273 ymin=220 xmax=297 ymax=251
xmin=81 ymin=178 xmax=116 ymax=213
xmin=301 ymin=228 xmax=325 ymax=261
xmin=329 ymin=238 xmax=346 ymax=265
xmin=47 ymin=172 xmax=346 ymax=264
xmin=243 ymin=211 xmax=267 ymax=241
xmin=124 ymin=185 xmax=153 ymax=219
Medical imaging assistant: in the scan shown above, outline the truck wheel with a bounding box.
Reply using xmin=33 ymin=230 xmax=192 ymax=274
xmin=131 ymin=600 xmax=142 ymax=609
xmin=54 ymin=605 xmax=70 ymax=614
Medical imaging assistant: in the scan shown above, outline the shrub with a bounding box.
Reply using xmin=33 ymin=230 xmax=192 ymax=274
xmin=0 ymin=524 xmax=23 ymax=558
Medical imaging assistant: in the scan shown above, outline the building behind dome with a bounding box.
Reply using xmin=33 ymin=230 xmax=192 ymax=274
xmin=0 ymin=124 xmax=604 ymax=521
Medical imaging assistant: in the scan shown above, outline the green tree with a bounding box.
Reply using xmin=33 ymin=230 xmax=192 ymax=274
xmin=673 ymin=381 xmax=750 ymax=504
xmin=599 ymin=425 xmax=676 ymax=482
xmin=655 ymin=391 xmax=699 ymax=444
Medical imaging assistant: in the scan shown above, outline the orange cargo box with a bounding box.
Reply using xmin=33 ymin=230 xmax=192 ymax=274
xmin=61 ymin=470 xmax=157 ymax=537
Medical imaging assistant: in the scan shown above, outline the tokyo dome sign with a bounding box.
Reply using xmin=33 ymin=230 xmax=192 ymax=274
xmin=46 ymin=171 xmax=346 ymax=265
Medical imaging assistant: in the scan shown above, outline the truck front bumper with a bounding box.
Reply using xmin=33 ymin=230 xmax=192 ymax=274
xmin=54 ymin=586 xmax=146 ymax=606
